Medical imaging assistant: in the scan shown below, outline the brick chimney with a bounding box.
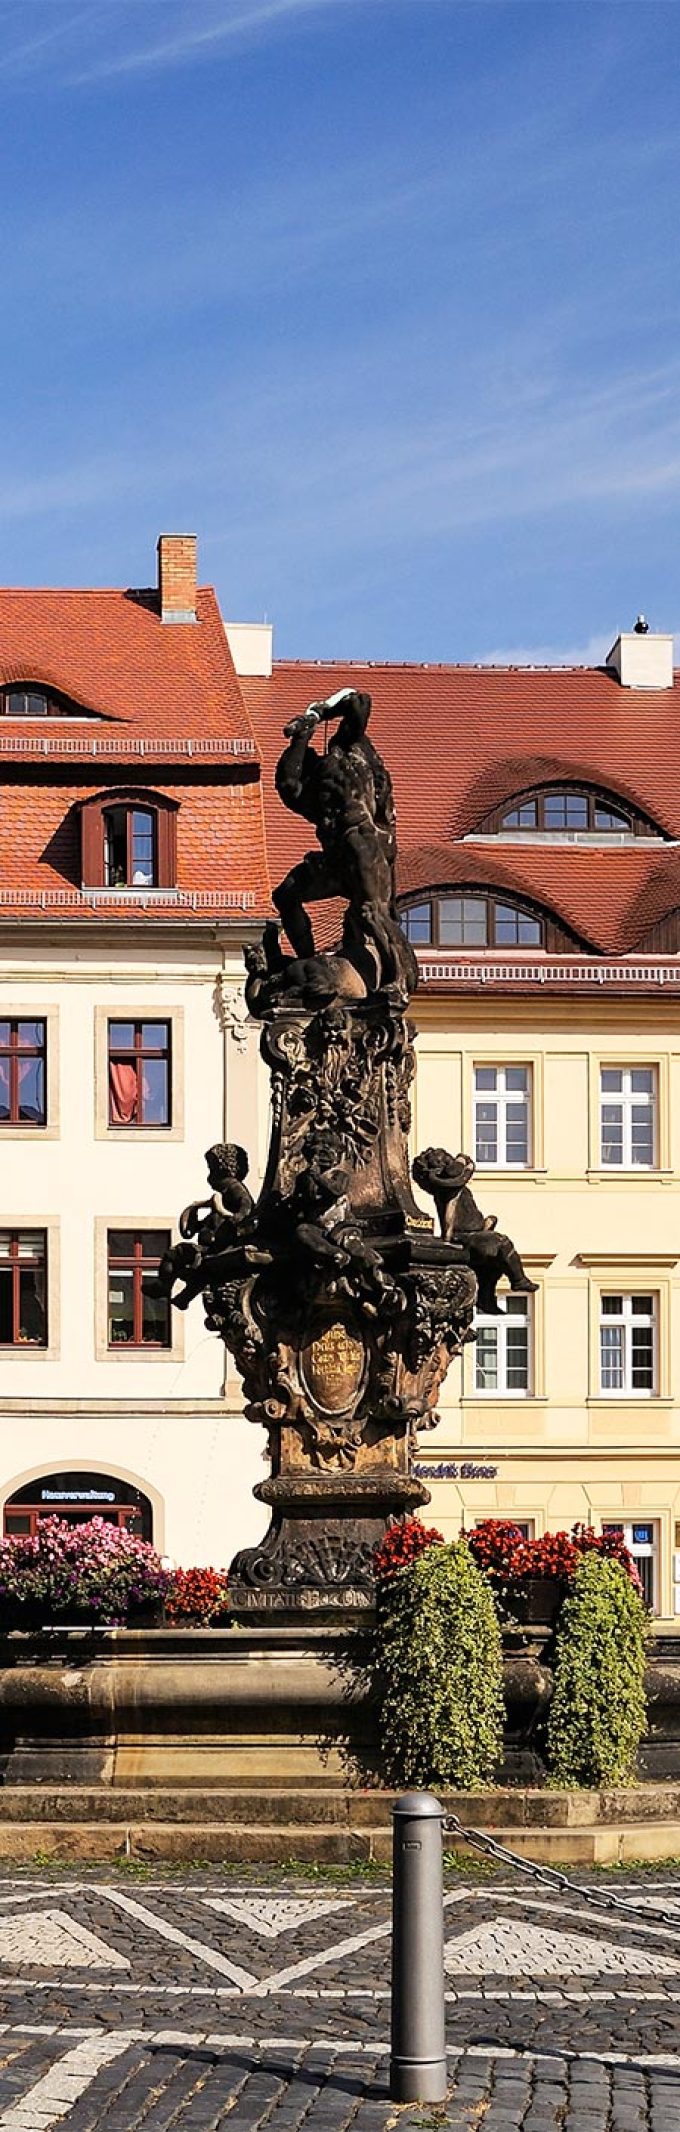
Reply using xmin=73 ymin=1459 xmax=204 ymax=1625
xmin=157 ymin=533 xmax=197 ymax=623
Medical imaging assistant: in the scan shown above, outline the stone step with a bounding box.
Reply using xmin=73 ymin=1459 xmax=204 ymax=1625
xmin=0 ymin=1813 xmax=677 ymax=1865
xmin=2 ymin=1782 xmax=680 ymax=1828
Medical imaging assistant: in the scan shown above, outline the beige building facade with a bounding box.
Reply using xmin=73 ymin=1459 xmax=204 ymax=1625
xmin=410 ymin=984 xmax=680 ymax=1618
xmin=0 ymin=933 xmax=268 ymax=1569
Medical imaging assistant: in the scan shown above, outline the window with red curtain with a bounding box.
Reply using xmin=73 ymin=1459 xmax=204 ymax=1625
xmin=108 ymin=1022 xmax=171 ymax=1128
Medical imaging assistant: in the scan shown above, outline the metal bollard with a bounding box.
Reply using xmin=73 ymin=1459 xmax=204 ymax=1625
xmin=389 ymin=1790 xmax=447 ymax=2104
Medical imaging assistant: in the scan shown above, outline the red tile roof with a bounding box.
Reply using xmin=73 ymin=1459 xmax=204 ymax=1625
xmin=0 ymin=587 xmax=255 ymax=753
xmin=0 ymin=774 xmax=271 ymax=921
xmin=0 ymin=584 xmax=271 ymax=920
xmin=242 ymin=659 xmax=680 ymax=960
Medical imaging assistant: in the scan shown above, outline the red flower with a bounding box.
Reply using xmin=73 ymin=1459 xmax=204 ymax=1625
xmin=165 ymin=1566 xmax=229 ymax=1624
xmin=572 ymin=1522 xmax=643 ymax=1596
xmin=373 ymin=1517 xmax=444 ymax=1582
xmin=466 ymin=1519 xmax=643 ymax=1595
xmin=466 ymin=1520 xmax=534 ymax=1581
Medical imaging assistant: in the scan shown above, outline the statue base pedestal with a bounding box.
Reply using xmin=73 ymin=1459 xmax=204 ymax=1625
xmin=228 ymin=1465 xmax=429 ymax=1621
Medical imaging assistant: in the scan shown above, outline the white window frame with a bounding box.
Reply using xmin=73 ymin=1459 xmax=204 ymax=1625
xmin=474 ymin=1295 xmax=533 ymax=1397
xmin=474 ymin=1063 xmax=531 ymax=1168
xmin=600 ymin=1065 xmax=656 ymax=1169
xmin=599 ymin=1292 xmax=656 ymax=1397
xmin=603 ymin=1519 xmax=658 ymax=1611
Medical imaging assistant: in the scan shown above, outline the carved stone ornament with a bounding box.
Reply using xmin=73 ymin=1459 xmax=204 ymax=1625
xmin=159 ymin=691 xmax=534 ymax=1615
xmin=216 ymin=979 xmax=250 ymax=1048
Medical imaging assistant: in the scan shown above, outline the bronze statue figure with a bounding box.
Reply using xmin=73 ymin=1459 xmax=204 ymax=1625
xmin=412 ymin=1148 xmax=539 ymax=1315
xmin=269 ymin=688 xmax=417 ymax=1005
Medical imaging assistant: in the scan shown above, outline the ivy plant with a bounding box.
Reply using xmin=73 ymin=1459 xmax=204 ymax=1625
xmin=370 ymin=1539 xmax=504 ymax=1790
xmin=546 ymin=1552 xmax=647 ymax=1789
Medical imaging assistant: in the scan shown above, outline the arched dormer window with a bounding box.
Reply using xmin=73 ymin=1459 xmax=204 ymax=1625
xmin=1 ymin=684 xmax=97 ymax=720
xmin=79 ymin=790 xmax=178 ymax=890
xmin=400 ymin=892 xmax=544 ymax=949
xmin=476 ymin=785 xmax=659 ymax=839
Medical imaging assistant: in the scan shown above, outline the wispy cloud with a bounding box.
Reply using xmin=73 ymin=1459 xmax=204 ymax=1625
xmin=0 ymin=0 xmax=385 ymax=87
xmin=477 ymin=628 xmax=680 ymax=668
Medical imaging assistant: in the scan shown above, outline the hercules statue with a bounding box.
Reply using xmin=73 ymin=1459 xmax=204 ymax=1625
xmin=246 ymin=688 xmax=417 ymax=1009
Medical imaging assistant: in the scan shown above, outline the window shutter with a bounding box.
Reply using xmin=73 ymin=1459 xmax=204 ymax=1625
xmin=156 ymin=805 xmax=177 ymax=888
xmin=80 ymin=799 xmax=105 ymax=886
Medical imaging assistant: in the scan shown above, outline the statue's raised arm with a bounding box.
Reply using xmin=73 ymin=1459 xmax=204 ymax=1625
xmin=267 ymin=687 xmax=416 ymax=1007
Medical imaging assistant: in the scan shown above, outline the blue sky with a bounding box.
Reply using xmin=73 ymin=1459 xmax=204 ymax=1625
xmin=0 ymin=0 xmax=678 ymax=662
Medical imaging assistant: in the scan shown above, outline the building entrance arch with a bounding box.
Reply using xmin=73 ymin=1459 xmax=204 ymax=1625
xmin=3 ymin=1470 xmax=153 ymax=1541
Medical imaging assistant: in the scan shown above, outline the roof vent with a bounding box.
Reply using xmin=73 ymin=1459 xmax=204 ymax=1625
xmin=606 ymin=620 xmax=673 ymax=689
xmin=157 ymin=534 xmax=197 ymax=624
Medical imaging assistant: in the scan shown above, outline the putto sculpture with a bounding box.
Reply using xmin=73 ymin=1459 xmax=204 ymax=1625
xmin=411 ymin=1150 xmax=538 ymax=1317
xmin=159 ymin=689 xmax=537 ymax=1612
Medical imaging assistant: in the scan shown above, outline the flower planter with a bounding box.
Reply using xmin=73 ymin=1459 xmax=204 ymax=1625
xmin=517 ymin=1575 xmax=564 ymax=1627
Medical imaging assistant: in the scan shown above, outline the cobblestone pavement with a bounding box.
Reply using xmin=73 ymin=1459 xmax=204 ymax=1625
xmin=0 ymin=1871 xmax=680 ymax=2125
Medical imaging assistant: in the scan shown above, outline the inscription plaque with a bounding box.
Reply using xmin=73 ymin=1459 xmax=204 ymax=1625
xmin=301 ymin=1314 xmax=366 ymax=1415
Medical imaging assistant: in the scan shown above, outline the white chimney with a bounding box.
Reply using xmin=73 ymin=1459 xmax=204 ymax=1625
xmin=225 ymin=622 xmax=273 ymax=677
xmin=606 ymin=617 xmax=674 ymax=689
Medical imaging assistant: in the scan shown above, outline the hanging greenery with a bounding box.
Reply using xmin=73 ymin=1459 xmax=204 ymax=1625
xmin=546 ymin=1553 xmax=648 ymax=1788
xmin=370 ymin=1538 xmax=504 ymax=1790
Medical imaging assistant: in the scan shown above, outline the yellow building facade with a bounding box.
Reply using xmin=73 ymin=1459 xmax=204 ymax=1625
xmin=412 ymin=985 xmax=680 ymax=1619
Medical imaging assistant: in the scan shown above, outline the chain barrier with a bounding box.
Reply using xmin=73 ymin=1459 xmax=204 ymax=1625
xmin=442 ymin=1812 xmax=680 ymax=1932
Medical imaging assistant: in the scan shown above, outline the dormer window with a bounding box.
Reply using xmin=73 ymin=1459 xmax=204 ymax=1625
xmin=502 ymin=790 xmax=632 ymax=834
xmin=4 ymin=688 xmax=49 ymax=719
xmin=1 ymin=685 xmax=96 ymax=720
xmin=477 ymin=785 xmax=658 ymax=839
xmin=401 ymin=893 xmax=543 ymax=949
xmin=104 ymin=806 xmax=156 ymax=888
xmin=80 ymin=790 xmax=177 ymax=891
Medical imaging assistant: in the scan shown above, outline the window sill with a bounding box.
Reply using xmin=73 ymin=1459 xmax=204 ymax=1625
xmin=461 ymin=1394 xmax=548 ymax=1406
xmin=587 ymin=1168 xmax=673 ymax=1182
xmin=107 ymin=1127 xmax=178 ymax=1141
xmin=0 ymin=1124 xmax=59 ymax=1141
xmin=0 ymin=1345 xmax=58 ymax=1362
xmin=586 ymin=1395 xmax=672 ymax=1408
xmin=103 ymin=1346 xmax=179 ymax=1363
xmin=473 ymin=1167 xmax=548 ymax=1180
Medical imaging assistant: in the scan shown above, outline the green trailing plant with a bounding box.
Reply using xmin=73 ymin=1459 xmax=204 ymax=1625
xmin=370 ymin=1539 xmax=504 ymax=1790
xmin=546 ymin=1552 xmax=647 ymax=1789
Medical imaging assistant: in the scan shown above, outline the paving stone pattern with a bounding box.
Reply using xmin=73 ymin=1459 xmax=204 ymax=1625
xmin=0 ymin=1873 xmax=679 ymax=2125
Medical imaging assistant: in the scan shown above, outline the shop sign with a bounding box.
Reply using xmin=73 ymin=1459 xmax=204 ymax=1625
xmin=40 ymin=1488 xmax=116 ymax=1503
xmin=413 ymin=1461 xmax=498 ymax=1480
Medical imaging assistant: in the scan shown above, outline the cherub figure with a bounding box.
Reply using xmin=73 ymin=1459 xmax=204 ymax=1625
xmin=179 ymin=1143 xmax=253 ymax=1253
xmin=412 ymin=1147 xmax=539 ymax=1315
xmin=146 ymin=1144 xmax=257 ymax=1310
xmin=285 ymin=1130 xmax=395 ymax=1314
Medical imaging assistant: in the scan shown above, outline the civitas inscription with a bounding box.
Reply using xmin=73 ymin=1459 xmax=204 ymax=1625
xmin=232 ymin=1587 xmax=372 ymax=1610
